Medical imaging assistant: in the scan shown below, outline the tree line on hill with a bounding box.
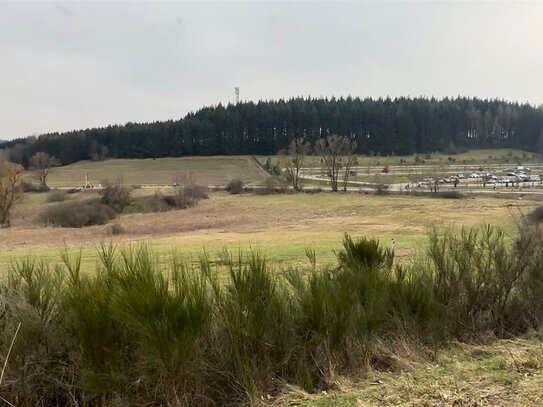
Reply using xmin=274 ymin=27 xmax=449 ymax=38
xmin=1 ymin=96 xmax=543 ymax=166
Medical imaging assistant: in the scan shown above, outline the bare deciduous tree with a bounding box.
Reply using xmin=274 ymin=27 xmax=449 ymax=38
xmin=0 ymin=161 xmax=24 ymax=226
xmin=282 ymin=137 xmax=310 ymax=191
xmin=315 ymin=135 xmax=357 ymax=192
xmin=29 ymin=152 xmax=60 ymax=190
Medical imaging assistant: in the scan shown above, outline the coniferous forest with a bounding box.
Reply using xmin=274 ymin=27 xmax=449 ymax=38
xmin=2 ymin=96 xmax=543 ymax=166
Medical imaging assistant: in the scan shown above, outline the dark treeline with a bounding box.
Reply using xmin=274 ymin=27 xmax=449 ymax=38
xmin=2 ymin=96 xmax=543 ymax=166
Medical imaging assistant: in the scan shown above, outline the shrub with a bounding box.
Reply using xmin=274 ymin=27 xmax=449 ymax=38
xmin=184 ymin=183 xmax=209 ymax=200
xmin=162 ymin=192 xmax=197 ymax=209
xmin=22 ymin=181 xmax=49 ymax=193
xmin=255 ymin=176 xmax=289 ymax=195
xmin=101 ymin=183 xmax=133 ymax=213
xmin=527 ymin=206 xmax=543 ymax=224
xmin=132 ymin=185 xmax=208 ymax=213
xmin=46 ymin=190 xmax=67 ymax=202
xmin=211 ymin=251 xmax=294 ymax=397
xmin=287 ymin=235 xmax=394 ymax=382
xmin=436 ymin=191 xmax=464 ymax=199
xmin=40 ymin=200 xmax=117 ymax=227
xmin=413 ymin=226 xmax=526 ymax=336
xmin=129 ymin=191 xmax=169 ymax=213
xmin=514 ymin=225 xmax=543 ymax=330
xmin=165 ymin=183 xmax=209 ymax=209
xmin=226 ymin=179 xmax=244 ymax=194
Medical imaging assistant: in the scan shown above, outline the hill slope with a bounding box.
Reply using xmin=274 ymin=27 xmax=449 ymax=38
xmin=45 ymin=155 xmax=268 ymax=187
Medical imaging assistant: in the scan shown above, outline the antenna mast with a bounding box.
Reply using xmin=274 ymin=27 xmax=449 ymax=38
xmin=235 ymin=87 xmax=240 ymax=104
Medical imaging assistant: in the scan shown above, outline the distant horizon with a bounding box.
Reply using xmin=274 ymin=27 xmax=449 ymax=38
xmin=2 ymin=94 xmax=542 ymax=142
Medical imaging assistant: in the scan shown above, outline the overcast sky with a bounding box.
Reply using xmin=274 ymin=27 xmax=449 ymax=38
xmin=1 ymin=1 xmax=543 ymax=140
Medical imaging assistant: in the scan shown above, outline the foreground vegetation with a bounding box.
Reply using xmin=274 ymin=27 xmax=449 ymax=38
xmin=297 ymin=335 xmax=543 ymax=406
xmin=2 ymin=222 xmax=543 ymax=405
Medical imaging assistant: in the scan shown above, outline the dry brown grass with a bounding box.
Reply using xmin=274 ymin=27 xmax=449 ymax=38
xmin=0 ymin=191 xmax=538 ymax=274
xmin=291 ymin=335 xmax=543 ymax=407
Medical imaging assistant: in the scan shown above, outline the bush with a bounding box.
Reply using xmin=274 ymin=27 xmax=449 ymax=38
xmin=527 ymin=206 xmax=543 ymax=224
xmin=436 ymin=191 xmax=464 ymax=199
xmin=47 ymin=190 xmax=67 ymax=202
xmin=101 ymin=183 xmax=133 ymax=213
xmin=22 ymin=181 xmax=49 ymax=193
xmin=226 ymin=179 xmax=244 ymax=194
xmin=132 ymin=185 xmax=208 ymax=213
xmin=184 ymin=183 xmax=209 ymax=200
xmin=40 ymin=200 xmax=117 ymax=227
xmin=255 ymin=176 xmax=289 ymax=195
xmin=412 ymin=226 xmax=529 ymax=336
xmin=130 ymin=191 xmax=169 ymax=213
xmin=162 ymin=192 xmax=197 ymax=209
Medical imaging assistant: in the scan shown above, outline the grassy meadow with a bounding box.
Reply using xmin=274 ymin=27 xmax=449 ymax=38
xmin=43 ymin=155 xmax=268 ymax=187
xmin=1 ymin=188 xmax=539 ymax=276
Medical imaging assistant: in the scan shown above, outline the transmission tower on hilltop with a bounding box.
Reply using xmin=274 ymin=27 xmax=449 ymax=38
xmin=235 ymin=87 xmax=240 ymax=104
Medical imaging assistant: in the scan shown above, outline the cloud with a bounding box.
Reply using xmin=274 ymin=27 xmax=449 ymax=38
xmin=53 ymin=4 xmax=74 ymax=18
xmin=0 ymin=1 xmax=542 ymax=140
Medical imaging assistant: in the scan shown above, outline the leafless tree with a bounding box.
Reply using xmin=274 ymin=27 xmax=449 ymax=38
xmin=29 ymin=152 xmax=60 ymax=190
xmin=282 ymin=137 xmax=310 ymax=191
xmin=0 ymin=161 xmax=24 ymax=226
xmin=314 ymin=134 xmax=357 ymax=192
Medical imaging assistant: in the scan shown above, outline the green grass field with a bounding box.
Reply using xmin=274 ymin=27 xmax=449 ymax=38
xmin=43 ymin=155 xmax=268 ymax=187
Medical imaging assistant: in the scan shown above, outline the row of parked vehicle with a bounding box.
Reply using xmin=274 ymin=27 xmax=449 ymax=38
xmin=422 ymin=166 xmax=542 ymax=186
xmin=461 ymin=166 xmax=541 ymax=184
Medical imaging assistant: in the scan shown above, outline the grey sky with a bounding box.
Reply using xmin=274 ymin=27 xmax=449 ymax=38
xmin=1 ymin=1 xmax=543 ymax=140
